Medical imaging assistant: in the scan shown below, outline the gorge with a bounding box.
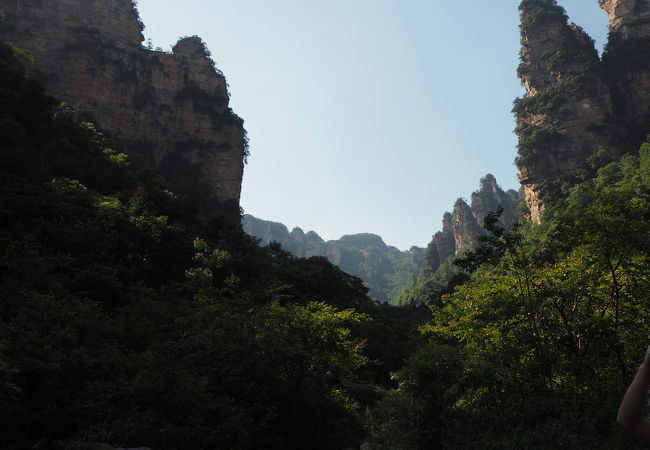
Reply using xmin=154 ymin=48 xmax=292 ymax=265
xmin=3 ymin=1 xmax=650 ymax=449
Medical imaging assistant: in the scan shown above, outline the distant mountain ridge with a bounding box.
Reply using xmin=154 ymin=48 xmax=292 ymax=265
xmin=244 ymin=174 xmax=520 ymax=304
xmin=242 ymin=215 xmax=425 ymax=303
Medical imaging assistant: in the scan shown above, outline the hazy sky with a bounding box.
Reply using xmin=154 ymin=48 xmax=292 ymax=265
xmin=137 ymin=0 xmax=609 ymax=250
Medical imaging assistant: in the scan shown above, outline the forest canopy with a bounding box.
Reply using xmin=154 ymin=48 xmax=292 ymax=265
xmin=2 ymin=11 xmax=650 ymax=446
xmin=0 ymin=40 xmax=430 ymax=450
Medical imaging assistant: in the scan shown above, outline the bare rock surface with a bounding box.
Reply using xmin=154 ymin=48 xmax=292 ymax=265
xmin=0 ymin=0 xmax=246 ymax=215
xmin=422 ymin=174 xmax=520 ymax=275
xmin=515 ymin=0 xmax=650 ymax=222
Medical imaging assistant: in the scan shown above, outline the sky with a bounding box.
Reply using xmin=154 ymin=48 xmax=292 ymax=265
xmin=137 ymin=0 xmax=609 ymax=250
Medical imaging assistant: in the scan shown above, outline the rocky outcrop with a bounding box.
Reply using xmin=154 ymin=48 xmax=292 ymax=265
xmin=471 ymin=174 xmax=519 ymax=228
xmin=422 ymin=213 xmax=455 ymax=277
xmin=600 ymin=0 xmax=650 ymax=38
xmin=245 ymin=176 xmax=516 ymax=303
xmin=602 ymin=0 xmax=650 ymax=126
xmin=242 ymin=215 xmax=425 ymax=303
xmin=0 ymin=0 xmax=246 ymax=216
xmin=515 ymin=0 xmax=650 ymax=223
xmin=395 ymin=175 xmax=520 ymax=306
xmin=241 ymin=216 xmax=327 ymax=257
xmin=242 ymin=216 xmax=294 ymax=249
xmin=421 ymin=174 xmax=520 ymax=275
xmin=452 ymin=199 xmax=486 ymax=254
xmin=515 ymin=0 xmax=614 ymax=222
xmin=288 ymin=227 xmax=327 ymax=258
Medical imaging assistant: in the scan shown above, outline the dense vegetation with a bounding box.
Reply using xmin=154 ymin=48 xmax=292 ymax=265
xmin=3 ymin=18 xmax=650 ymax=446
xmin=369 ymin=144 xmax=650 ymax=449
xmin=242 ymin=216 xmax=424 ymax=304
xmin=0 ymin=42 xmax=429 ymax=449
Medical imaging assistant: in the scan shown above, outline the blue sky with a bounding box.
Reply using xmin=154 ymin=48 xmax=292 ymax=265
xmin=137 ymin=0 xmax=609 ymax=250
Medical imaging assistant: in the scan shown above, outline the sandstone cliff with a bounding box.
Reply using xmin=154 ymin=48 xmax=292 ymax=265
xmin=394 ymin=174 xmax=520 ymax=306
xmin=515 ymin=0 xmax=650 ymax=222
xmin=242 ymin=215 xmax=425 ymax=303
xmin=422 ymin=212 xmax=455 ymax=278
xmin=0 ymin=0 xmax=246 ymax=216
xmin=421 ymin=174 xmax=520 ymax=276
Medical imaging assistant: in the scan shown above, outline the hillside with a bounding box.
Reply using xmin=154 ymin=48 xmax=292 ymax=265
xmin=243 ymin=215 xmax=424 ymax=303
xmin=368 ymin=2 xmax=650 ymax=447
xmin=245 ymin=174 xmax=518 ymax=304
xmin=0 ymin=39 xmax=432 ymax=449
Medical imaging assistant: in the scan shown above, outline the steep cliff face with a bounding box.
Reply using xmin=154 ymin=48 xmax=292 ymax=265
xmin=421 ymin=174 xmax=520 ymax=275
xmin=242 ymin=215 xmax=425 ymax=303
xmin=516 ymin=0 xmax=650 ymax=223
xmin=451 ymin=199 xmax=486 ymax=254
xmin=423 ymin=213 xmax=455 ymax=277
xmin=0 ymin=0 xmax=246 ymax=215
xmin=288 ymin=227 xmax=327 ymax=258
xmin=515 ymin=0 xmax=614 ymax=223
xmin=602 ymin=0 xmax=650 ymax=125
xmin=471 ymin=174 xmax=519 ymax=228
xmin=600 ymin=0 xmax=650 ymax=37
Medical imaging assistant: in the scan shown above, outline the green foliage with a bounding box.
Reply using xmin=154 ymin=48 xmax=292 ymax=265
xmin=0 ymin=40 xmax=431 ymax=449
xmin=515 ymin=123 xmax=563 ymax=165
xmin=385 ymin=253 xmax=423 ymax=301
xmin=512 ymin=77 xmax=584 ymax=117
xmin=393 ymin=257 xmax=467 ymax=307
xmin=369 ymin=143 xmax=650 ymax=449
xmin=0 ymin=342 xmax=19 ymax=405
xmin=544 ymin=43 xmax=597 ymax=73
xmin=366 ymin=342 xmax=464 ymax=450
xmin=14 ymin=15 xmax=650 ymax=445
xmin=519 ymin=0 xmax=568 ymax=30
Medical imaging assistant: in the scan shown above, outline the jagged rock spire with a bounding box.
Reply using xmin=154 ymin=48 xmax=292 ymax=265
xmin=518 ymin=1 xmax=601 ymax=94
xmin=514 ymin=0 xmax=614 ymax=223
xmin=452 ymin=198 xmax=486 ymax=253
xmin=421 ymin=175 xmax=520 ymax=275
xmin=423 ymin=212 xmax=455 ymax=276
xmin=471 ymin=173 xmax=519 ymax=228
